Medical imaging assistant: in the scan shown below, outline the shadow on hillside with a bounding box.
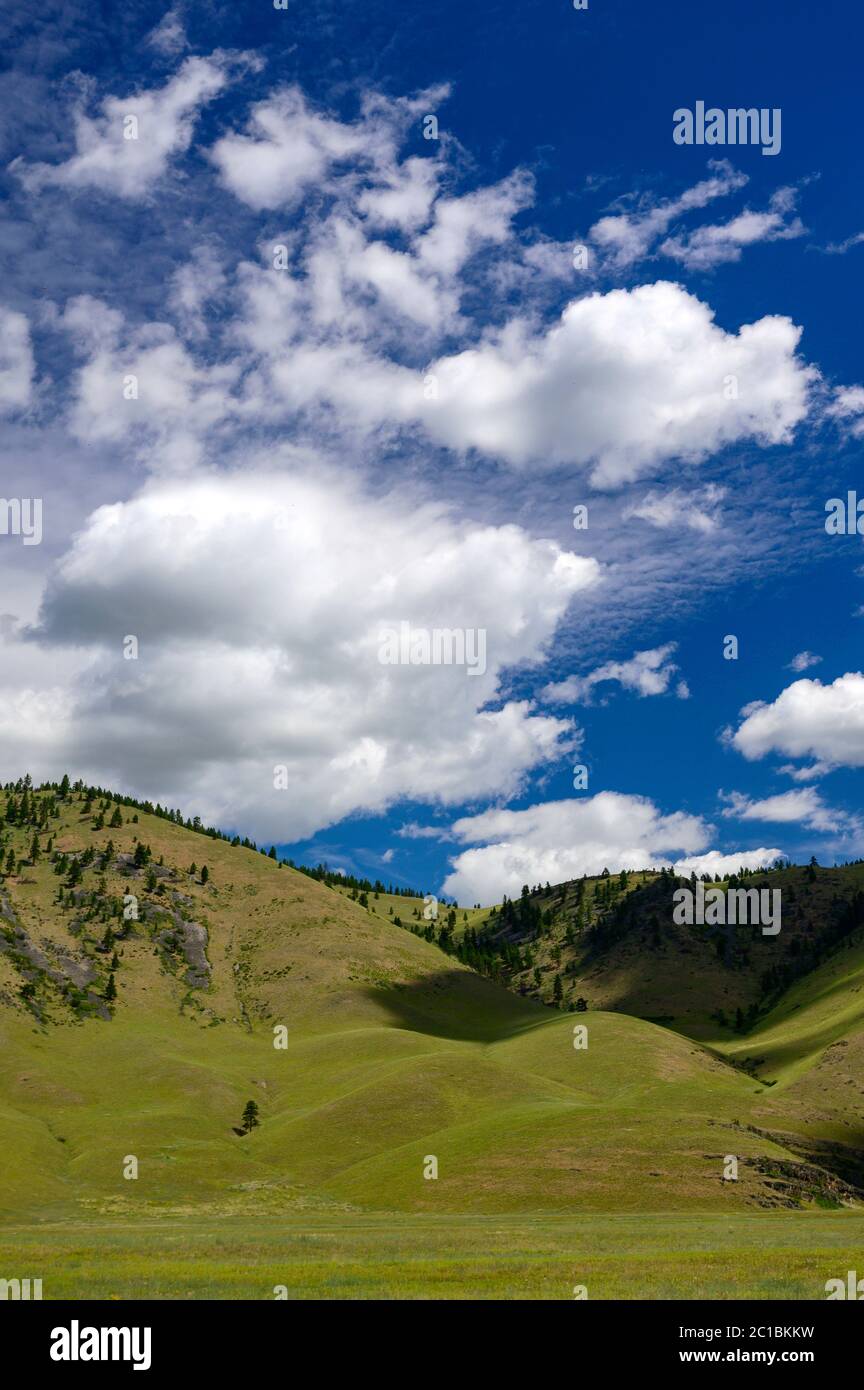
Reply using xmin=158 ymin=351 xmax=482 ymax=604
xmin=362 ymin=968 xmax=550 ymax=1044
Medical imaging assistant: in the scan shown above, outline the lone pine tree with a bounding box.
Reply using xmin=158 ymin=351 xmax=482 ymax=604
xmin=240 ymin=1100 xmax=259 ymax=1134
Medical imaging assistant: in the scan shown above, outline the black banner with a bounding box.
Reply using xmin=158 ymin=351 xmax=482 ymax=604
xmin=4 ymin=1299 xmax=858 ymax=1374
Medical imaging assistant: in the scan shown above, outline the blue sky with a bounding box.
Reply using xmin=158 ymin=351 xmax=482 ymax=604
xmin=1 ymin=0 xmax=863 ymax=903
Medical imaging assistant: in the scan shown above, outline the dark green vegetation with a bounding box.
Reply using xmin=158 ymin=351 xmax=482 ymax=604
xmin=353 ymin=863 xmax=864 ymax=1026
xmin=1 ymin=777 xmax=863 ymax=1298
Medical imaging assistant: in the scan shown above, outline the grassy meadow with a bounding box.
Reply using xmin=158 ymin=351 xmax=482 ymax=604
xmin=4 ymin=1212 xmax=863 ymax=1300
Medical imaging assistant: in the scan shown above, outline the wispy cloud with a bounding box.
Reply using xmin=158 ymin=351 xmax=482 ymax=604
xmin=12 ymin=53 xmax=257 ymax=201
xmin=822 ymin=230 xmax=864 ymax=255
xmin=720 ymin=787 xmax=845 ymax=833
xmin=588 ymin=160 xmax=747 ymax=269
xmin=624 ymin=484 xmax=726 ymax=534
xmin=660 ymin=187 xmax=806 ymax=270
xmin=543 ymin=643 xmax=686 ymax=705
xmin=787 ymin=650 xmax=822 ymax=672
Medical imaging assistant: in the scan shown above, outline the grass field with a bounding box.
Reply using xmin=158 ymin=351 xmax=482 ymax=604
xmin=330 ymin=884 xmax=488 ymax=936
xmin=3 ymin=1211 xmax=863 ymax=1300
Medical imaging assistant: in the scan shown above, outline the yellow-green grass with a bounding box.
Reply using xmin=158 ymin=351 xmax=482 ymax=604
xmin=1 ymin=792 xmax=863 ymax=1298
xmin=331 ymin=884 xmax=488 ymax=935
xmin=0 ymin=991 xmax=786 ymax=1219
xmin=714 ymin=939 xmax=864 ymax=1088
xmin=2 ymin=1212 xmax=862 ymax=1299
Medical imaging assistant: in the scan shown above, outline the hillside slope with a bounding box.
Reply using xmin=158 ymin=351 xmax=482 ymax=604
xmin=455 ymin=865 xmax=864 ymax=1031
xmin=0 ymin=782 xmax=861 ymax=1223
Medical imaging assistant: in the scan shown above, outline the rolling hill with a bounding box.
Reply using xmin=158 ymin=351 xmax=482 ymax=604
xmin=2 ymin=777 xmax=864 ymax=1297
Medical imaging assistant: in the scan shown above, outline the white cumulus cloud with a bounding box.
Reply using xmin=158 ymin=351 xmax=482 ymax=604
xmin=730 ymin=673 xmax=864 ymax=769
xmin=441 ymin=792 xmax=711 ymax=904
xmin=672 ymin=848 xmax=782 ymax=877
xmin=422 ymin=282 xmax=815 ymax=486
xmin=15 ymin=466 xmax=599 ymax=841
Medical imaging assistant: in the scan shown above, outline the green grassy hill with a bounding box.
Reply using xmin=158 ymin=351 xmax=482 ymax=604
xmin=457 ymin=864 xmax=864 ymax=1032
xmin=2 ymin=779 xmax=864 ymax=1297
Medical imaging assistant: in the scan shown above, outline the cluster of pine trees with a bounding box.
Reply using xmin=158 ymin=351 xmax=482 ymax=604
xmin=4 ymin=777 xmax=438 ymax=901
xmin=288 ymin=859 xmax=428 ymax=900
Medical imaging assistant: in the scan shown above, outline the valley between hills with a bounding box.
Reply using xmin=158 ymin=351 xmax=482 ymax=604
xmin=2 ymin=778 xmax=864 ymax=1299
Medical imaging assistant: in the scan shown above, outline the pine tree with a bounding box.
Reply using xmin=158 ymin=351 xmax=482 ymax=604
xmin=29 ymin=834 xmax=40 ymax=862
xmin=105 ymin=972 xmax=117 ymax=1002
xmin=240 ymin=1099 xmax=259 ymax=1133
xmin=200 ymin=866 xmax=209 ymax=885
